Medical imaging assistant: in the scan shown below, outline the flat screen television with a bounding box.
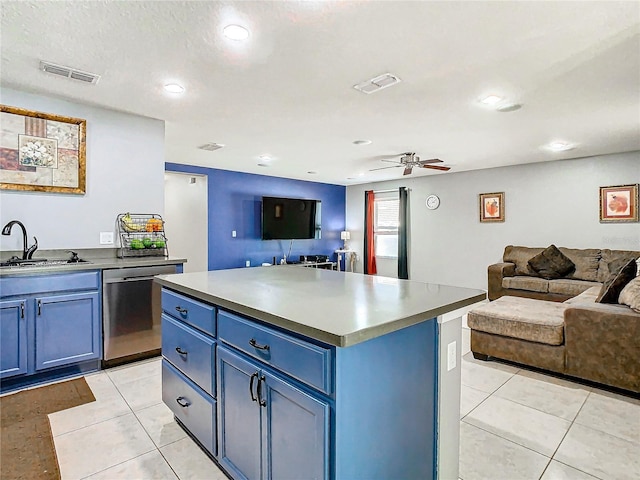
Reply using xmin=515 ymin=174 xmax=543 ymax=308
xmin=261 ymin=196 xmax=321 ymax=240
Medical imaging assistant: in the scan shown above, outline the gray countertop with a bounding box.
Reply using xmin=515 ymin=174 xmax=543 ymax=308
xmin=155 ymin=267 xmax=486 ymax=347
xmin=0 ymin=250 xmax=186 ymax=276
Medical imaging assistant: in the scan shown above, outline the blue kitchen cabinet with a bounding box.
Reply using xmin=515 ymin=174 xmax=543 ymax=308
xmin=0 ymin=298 xmax=28 ymax=378
xmin=35 ymin=291 xmax=101 ymax=370
xmin=217 ymin=346 xmax=329 ymax=480
xmin=0 ymin=271 xmax=102 ymax=390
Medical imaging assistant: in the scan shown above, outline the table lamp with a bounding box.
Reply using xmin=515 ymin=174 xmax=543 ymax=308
xmin=340 ymin=230 xmax=350 ymax=249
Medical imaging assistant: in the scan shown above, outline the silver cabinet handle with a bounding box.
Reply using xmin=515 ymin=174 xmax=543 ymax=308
xmin=176 ymin=396 xmax=191 ymax=408
xmin=20 ymin=302 xmax=25 ymax=319
xmin=37 ymin=299 xmax=42 ymax=316
xmin=175 ymin=306 xmax=188 ymax=315
xmin=175 ymin=347 xmax=188 ymax=355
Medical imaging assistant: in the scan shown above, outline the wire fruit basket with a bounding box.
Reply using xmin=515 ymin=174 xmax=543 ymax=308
xmin=116 ymin=213 xmax=169 ymax=258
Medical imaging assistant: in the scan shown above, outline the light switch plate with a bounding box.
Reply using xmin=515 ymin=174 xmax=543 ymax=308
xmin=100 ymin=231 xmax=114 ymax=245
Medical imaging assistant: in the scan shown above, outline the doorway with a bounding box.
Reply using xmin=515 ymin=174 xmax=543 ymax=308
xmin=164 ymin=172 xmax=208 ymax=273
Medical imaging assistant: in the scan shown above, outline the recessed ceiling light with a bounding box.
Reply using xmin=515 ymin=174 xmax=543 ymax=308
xmin=480 ymin=94 xmax=503 ymax=105
xmin=164 ymin=83 xmax=185 ymax=94
xmin=547 ymin=141 xmax=575 ymax=152
xmin=223 ymin=24 xmax=250 ymax=41
xmin=353 ymin=140 xmax=372 ymax=145
xmin=357 ymin=172 xmax=365 ymax=177
xmin=258 ymin=154 xmax=272 ymax=161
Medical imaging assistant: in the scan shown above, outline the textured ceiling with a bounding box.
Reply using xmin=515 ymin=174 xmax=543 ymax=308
xmin=1 ymin=1 xmax=639 ymax=185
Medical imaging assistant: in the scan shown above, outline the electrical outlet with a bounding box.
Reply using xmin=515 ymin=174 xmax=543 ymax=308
xmin=245 ymin=260 xmax=250 ymax=267
xmin=232 ymin=230 xmax=237 ymax=238
xmin=100 ymin=232 xmax=114 ymax=245
xmin=447 ymin=341 xmax=457 ymax=371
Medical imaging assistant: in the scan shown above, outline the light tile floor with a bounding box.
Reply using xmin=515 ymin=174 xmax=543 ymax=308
xmin=35 ymin=325 xmax=640 ymax=479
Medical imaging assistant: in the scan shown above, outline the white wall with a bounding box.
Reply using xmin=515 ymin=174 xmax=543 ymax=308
xmin=164 ymin=172 xmax=208 ymax=272
xmin=0 ymin=88 xmax=165 ymax=251
xmin=346 ymin=152 xmax=640 ymax=291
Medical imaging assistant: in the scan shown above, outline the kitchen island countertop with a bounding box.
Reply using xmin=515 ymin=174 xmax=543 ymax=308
xmin=155 ymin=266 xmax=486 ymax=347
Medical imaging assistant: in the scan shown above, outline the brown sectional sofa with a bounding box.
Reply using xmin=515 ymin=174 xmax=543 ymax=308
xmin=488 ymin=246 xmax=640 ymax=302
xmin=471 ymin=246 xmax=640 ymax=393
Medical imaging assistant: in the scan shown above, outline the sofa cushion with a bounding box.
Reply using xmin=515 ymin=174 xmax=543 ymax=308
xmin=548 ymin=279 xmax=600 ymax=296
xmin=503 ymin=245 xmax=544 ymax=276
xmin=558 ymin=248 xmax=601 ymax=282
xmin=597 ymin=249 xmax=640 ymax=282
xmin=528 ymin=244 xmax=576 ymax=279
xmin=562 ymin=286 xmax=603 ymax=304
xmin=596 ymin=258 xmax=638 ymax=304
xmin=503 ymin=276 xmax=549 ymax=293
xmin=619 ymin=276 xmax=640 ymax=313
xmin=468 ymin=296 xmax=566 ymax=345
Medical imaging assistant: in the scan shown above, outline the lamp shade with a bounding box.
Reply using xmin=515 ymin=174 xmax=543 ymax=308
xmin=340 ymin=231 xmax=351 ymax=241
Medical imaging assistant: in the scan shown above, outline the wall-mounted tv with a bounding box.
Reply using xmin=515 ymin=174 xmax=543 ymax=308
xmin=261 ymin=196 xmax=321 ymax=240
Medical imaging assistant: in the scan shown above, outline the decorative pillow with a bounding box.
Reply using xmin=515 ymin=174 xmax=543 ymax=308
xmin=596 ymin=258 xmax=638 ymax=304
xmin=527 ymin=244 xmax=576 ymax=280
xmin=619 ymin=276 xmax=640 ymax=313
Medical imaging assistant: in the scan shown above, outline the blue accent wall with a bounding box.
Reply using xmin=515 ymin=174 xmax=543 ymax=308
xmin=166 ymin=164 xmax=346 ymax=270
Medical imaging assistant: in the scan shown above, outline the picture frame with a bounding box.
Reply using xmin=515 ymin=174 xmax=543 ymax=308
xmin=0 ymin=104 xmax=87 ymax=194
xmin=599 ymin=184 xmax=638 ymax=223
xmin=479 ymin=192 xmax=505 ymax=223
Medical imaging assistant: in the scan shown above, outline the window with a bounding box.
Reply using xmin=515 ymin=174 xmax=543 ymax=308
xmin=374 ymin=195 xmax=399 ymax=257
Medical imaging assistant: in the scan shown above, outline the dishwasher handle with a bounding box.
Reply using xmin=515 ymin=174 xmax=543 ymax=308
xmin=103 ymin=275 xmax=158 ymax=283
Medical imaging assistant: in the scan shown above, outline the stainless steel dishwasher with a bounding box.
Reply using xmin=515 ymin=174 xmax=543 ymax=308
xmin=102 ymin=264 xmax=178 ymax=367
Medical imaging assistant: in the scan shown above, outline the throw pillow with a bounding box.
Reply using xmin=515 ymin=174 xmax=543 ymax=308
xmin=596 ymin=258 xmax=638 ymax=304
xmin=619 ymin=276 xmax=640 ymax=313
xmin=527 ymin=244 xmax=576 ymax=280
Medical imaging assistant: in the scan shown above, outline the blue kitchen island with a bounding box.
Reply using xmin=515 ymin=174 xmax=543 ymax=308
xmin=155 ymin=267 xmax=485 ymax=480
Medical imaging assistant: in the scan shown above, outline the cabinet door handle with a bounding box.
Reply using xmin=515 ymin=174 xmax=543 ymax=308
xmin=257 ymin=375 xmax=266 ymax=407
xmin=249 ymin=372 xmax=258 ymax=402
xmin=175 ymin=347 xmax=188 ymax=355
xmin=176 ymin=396 xmax=191 ymax=408
xmin=37 ymin=299 xmax=42 ymax=316
xmin=249 ymin=338 xmax=270 ymax=351
xmin=20 ymin=302 xmax=25 ymax=319
xmin=175 ymin=306 xmax=188 ymax=315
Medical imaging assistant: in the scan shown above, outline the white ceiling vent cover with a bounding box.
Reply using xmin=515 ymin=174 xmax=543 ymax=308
xmin=354 ymin=73 xmax=401 ymax=94
xmin=197 ymin=143 xmax=225 ymax=151
xmin=40 ymin=61 xmax=100 ymax=84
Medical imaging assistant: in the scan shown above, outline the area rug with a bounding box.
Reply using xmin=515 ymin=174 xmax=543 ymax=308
xmin=0 ymin=377 xmax=96 ymax=480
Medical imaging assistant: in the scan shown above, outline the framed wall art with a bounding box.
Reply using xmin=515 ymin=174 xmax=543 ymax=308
xmin=0 ymin=105 xmax=86 ymax=194
xmin=599 ymin=184 xmax=638 ymax=223
xmin=479 ymin=192 xmax=505 ymax=223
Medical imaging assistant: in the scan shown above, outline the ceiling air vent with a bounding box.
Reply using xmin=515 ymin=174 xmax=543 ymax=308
xmin=354 ymin=73 xmax=401 ymax=94
xmin=197 ymin=143 xmax=225 ymax=151
xmin=39 ymin=61 xmax=101 ymax=84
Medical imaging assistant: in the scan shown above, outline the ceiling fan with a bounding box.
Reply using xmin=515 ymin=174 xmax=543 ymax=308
xmin=370 ymin=152 xmax=451 ymax=175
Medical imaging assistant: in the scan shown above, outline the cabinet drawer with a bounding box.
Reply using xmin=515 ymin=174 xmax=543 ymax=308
xmin=162 ymin=314 xmax=215 ymax=397
xmin=162 ymin=360 xmax=217 ymax=457
xmin=162 ymin=289 xmax=216 ymax=336
xmin=218 ymin=310 xmax=332 ymax=394
xmin=0 ymin=271 xmax=100 ymax=298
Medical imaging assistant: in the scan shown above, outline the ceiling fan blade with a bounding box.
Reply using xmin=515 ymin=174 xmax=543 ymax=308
xmin=380 ymin=158 xmax=402 ymax=164
xmin=417 ymin=158 xmax=443 ymax=165
xmin=403 ymin=165 xmax=413 ymax=175
xmin=369 ymin=153 xmax=409 ymax=161
xmin=369 ymin=164 xmax=403 ymax=172
xmin=421 ymin=164 xmax=451 ymax=171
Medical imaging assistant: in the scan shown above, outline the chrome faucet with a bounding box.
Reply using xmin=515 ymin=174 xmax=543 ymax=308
xmin=1 ymin=220 xmax=38 ymax=260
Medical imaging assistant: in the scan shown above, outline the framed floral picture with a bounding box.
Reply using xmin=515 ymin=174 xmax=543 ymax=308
xmin=0 ymin=105 xmax=86 ymax=194
xmin=599 ymin=184 xmax=638 ymax=223
xmin=479 ymin=192 xmax=505 ymax=223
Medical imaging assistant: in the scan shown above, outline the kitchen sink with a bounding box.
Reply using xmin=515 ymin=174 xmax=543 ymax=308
xmin=0 ymin=259 xmax=92 ymax=268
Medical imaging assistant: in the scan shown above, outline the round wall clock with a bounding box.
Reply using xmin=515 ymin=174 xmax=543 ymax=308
xmin=425 ymin=194 xmax=440 ymax=210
